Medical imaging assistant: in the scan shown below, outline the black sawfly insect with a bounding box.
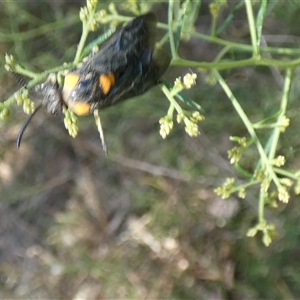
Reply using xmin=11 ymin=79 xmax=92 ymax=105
xmin=17 ymin=12 xmax=170 ymax=148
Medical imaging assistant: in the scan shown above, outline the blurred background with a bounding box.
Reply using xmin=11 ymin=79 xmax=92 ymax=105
xmin=1 ymin=1 xmax=300 ymax=299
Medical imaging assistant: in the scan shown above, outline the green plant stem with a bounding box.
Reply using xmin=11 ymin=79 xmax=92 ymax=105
xmin=74 ymin=24 xmax=90 ymax=64
xmin=4 ymin=62 xmax=75 ymax=108
xmin=172 ymin=56 xmax=300 ymax=70
xmin=157 ymin=22 xmax=300 ymax=56
xmin=95 ymin=14 xmax=131 ymax=24
xmin=273 ymin=168 xmax=300 ymax=180
xmin=26 ymin=62 xmax=75 ymax=88
xmin=161 ymin=85 xmax=183 ymax=114
xmin=245 ymin=0 xmax=259 ymax=57
xmin=211 ymin=12 xmax=217 ymax=37
xmin=231 ymin=179 xmax=261 ymax=193
xmin=168 ymin=0 xmax=178 ymax=59
xmin=160 ymin=79 xmax=202 ymax=111
xmin=235 ymin=163 xmax=254 ymax=178
xmin=267 ymin=69 xmax=292 ymax=160
xmin=214 ymin=45 xmax=231 ymax=62
xmin=14 ymin=64 xmax=38 ymax=79
xmin=256 ymin=0 xmax=267 ymax=47
xmin=167 ymin=103 xmax=175 ymax=118
xmin=214 ymin=70 xmax=281 ymax=190
xmin=259 ymin=190 xmax=266 ymax=223
xmin=74 ymin=3 xmax=98 ymax=64
xmin=216 ymin=0 xmax=245 ymax=35
xmin=253 ymin=124 xmax=280 ymax=129
xmin=81 ymin=27 xmax=116 ymax=58
xmin=174 ymin=0 xmax=188 ymax=50
xmin=0 ymin=17 xmax=78 ymax=42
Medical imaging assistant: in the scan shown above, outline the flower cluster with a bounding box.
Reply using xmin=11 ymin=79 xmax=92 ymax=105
xmin=183 ymin=111 xmax=204 ymax=137
xmin=209 ymin=0 xmax=227 ymax=18
xmin=4 ymin=54 xmax=15 ymax=72
xmin=215 ymin=178 xmax=247 ymax=200
xmin=159 ymin=117 xmax=173 ymax=139
xmin=15 ymin=89 xmax=35 ymax=115
xmin=214 ymin=178 xmax=235 ymax=199
xmin=160 ymin=73 xmax=203 ymax=139
xmin=247 ymin=221 xmax=277 ymax=247
xmin=63 ymin=109 xmax=79 ymax=138
xmin=228 ymin=136 xmax=250 ymax=164
xmin=80 ymin=0 xmax=99 ymax=31
xmin=0 ymin=103 xmax=10 ymax=119
xmin=279 ymin=115 xmax=290 ymax=132
xmin=174 ymin=73 xmax=197 ymax=91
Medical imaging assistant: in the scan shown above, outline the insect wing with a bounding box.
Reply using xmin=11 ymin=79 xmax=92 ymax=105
xmin=62 ymin=12 xmax=170 ymax=114
xmin=84 ymin=12 xmax=157 ymax=75
xmin=105 ymin=47 xmax=170 ymax=106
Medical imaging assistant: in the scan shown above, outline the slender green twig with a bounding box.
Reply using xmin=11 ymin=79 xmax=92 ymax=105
xmin=74 ymin=26 xmax=90 ymax=64
xmin=214 ymin=45 xmax=231 ymax=63
xmin=259 ymin=190 xmax=267 ymax=223
xmin=214 ymin=70 xmax=281 ymax=190
xmin=245 ymin=0 xmax=259 ymax=57
xmin=268 ymin=69 xmax=292 ymax=160
xmin=216 ymin=0 xmax=245 ymax=35
xmin=210 ymin=8 xmax=218 ymax=37
xmin=231 ymin=179 xmax=261 ymax=193
xmin=167 ymin=102 xmax=175 ymax=118
xmin=14 ymin=65 xmax=38 ymax=79
xmin=81 ymin=27 xmax=116 ymax=58
xmin=74 ymin=2 xmax=98 ymax=64
xmin=168 ymin=0 xmax=178 ymax=59
xmin=256 ymin=0 xmax=267 ymax=47
xmin=161 ymin=85 xmax=184 ymax=114
xmin=157 ymin=21 xmax=300 ymax=56
xmin=25 ymin=62 xmax=75 ymax=89
xmin=0 ymin=17 xmax=78 ymax=42
xmin=274 ymin=167 xmax=300 ymax=180
xmin=172 ymin=56 xmax=300 ymax=69
xmin=3 ymin=61 xmax=75 ymax=109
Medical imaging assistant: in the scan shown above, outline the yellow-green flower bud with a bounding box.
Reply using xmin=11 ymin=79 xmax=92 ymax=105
xmin=278 ymin=186 xmax=289 ymax=203
xmin=183 ymin=73 xmax=197 ymax=89
xmin=159 ymin=116 xmax=173 ymax=139
xmin=0 ymin=107 xmax=10 ymax=119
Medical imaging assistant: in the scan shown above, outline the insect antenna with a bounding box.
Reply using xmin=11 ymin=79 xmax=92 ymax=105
xmin=17 ymin=105 xmax=42 ymax=148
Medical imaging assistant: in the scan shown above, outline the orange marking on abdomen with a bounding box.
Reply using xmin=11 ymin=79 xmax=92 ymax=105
xmin=69 ymin=102 xmax=91 ymax=116
xmin=64 ymin=73 xmax=80 ymax=89
xmin=99 ymin=72 xmax=116 ymax=95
